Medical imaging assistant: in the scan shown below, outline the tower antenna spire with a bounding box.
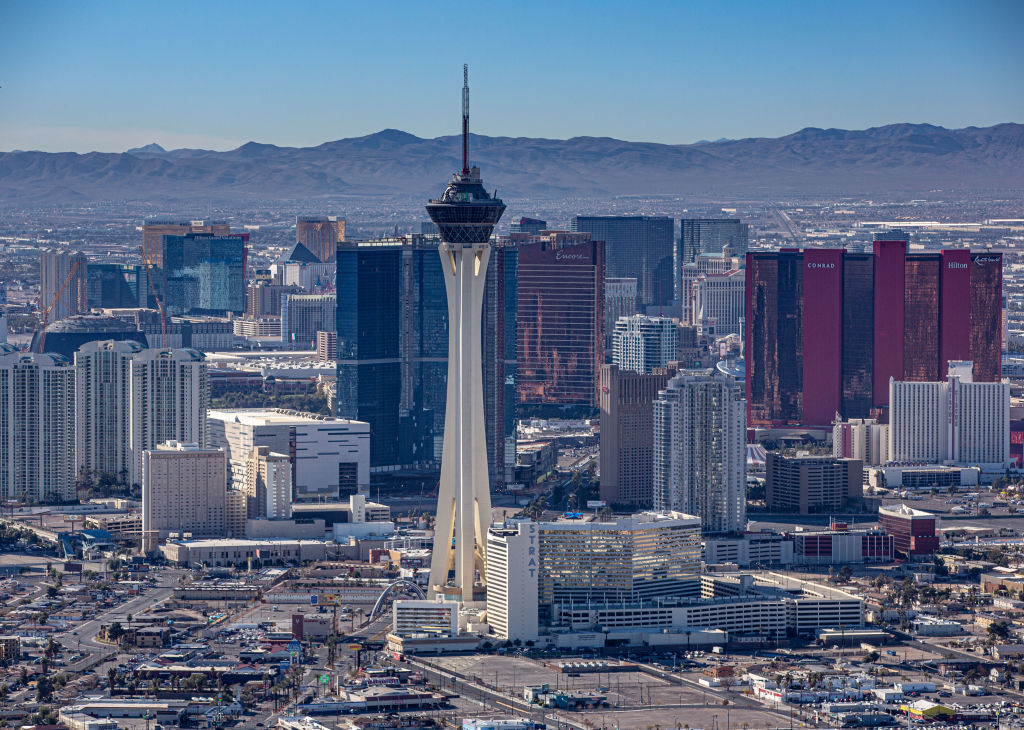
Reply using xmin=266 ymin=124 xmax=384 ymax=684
xmin=461 ymin=64 xmax=470 ymax=175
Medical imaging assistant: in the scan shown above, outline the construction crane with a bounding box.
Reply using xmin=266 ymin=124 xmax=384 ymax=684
xmin=138 ymin=245 xmax=167 ymax=347
xmin=36 ymin=259 xmax=83 ymax=353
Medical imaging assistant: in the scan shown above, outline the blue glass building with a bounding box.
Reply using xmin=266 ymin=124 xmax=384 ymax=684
xmin=161 ymin=233 xmax=247 ymax=315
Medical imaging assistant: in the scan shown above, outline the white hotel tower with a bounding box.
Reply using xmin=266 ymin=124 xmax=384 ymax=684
xmin=425 ymin=67 xmax=506 ymax=601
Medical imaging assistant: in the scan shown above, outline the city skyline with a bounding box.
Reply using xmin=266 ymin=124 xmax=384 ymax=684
xmin=1 ymin=0 xmax=1022 ymax=152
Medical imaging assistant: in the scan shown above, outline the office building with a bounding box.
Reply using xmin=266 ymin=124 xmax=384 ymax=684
xmin=571 ymin=215 xmax=673 ymax=306
xmin=765 ymin=453 xmax=862 ymax=514
xmin=142 ymin=441 xmax=227 ymax=551
xmin=535 ymin=512 xmax=702 ymax=609
xmin=0 ymin=350 xmax=76 ymax=502
xmin=142 ymin=219 xmax=230 ymax=270
xmin=246 ymin=446 xmax=292 ymax=519
xmin=485 ymin=520 xmax=539 ymax=641
xmin=693 ymin=268 xmax=745 ymax=336
xmin=604 ymin=277 xmax=638 ymax=348
xmin=282 ymin=294 xmax=336 ymax=348
xmin=877 ymin=504 xmax=939 ymax=558
xmin=508 ymin=217 xmax=547 ymax=235
xmin=74 ymin=340 xmax=144 ymax=483
xmin=247 ymin=283 xmax=300 ymax=317
xmin=40 ymin=250 xmax=88 ymax=323
xmin=516 ymin=231 xmax=604 ymax=412
xmin=599 ymin=363 xmax=679 ymax=507
xmin=653 ymin=371 xmax=746 ymax=533
xmin=612 ymin=314 xmax=678 ymax=374
xmin=161 ymin=233 xmax=247 ymax=316
xmin=296 ymin=215 xmax=345 ymax=263
xmin=678 ymin=219 xmax=749 ymax=265
xmin=833 ymin=418 xmax=889 ymax=466
xmin=129 ymin=348 xmax=209 ymax=485
xmin=207 ymin=408 xmax=369 ymax=500
xmin=745 ymin=244 xmax=1003 ymax=427
xmin=424 ymin=70 xmax=506 ymax=600
xmin=888 ymin=360 xmax=1010 ymax=471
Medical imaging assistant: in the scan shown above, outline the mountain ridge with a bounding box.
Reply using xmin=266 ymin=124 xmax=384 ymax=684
xmin=1 ymin=123 xmax=1021 ymax=204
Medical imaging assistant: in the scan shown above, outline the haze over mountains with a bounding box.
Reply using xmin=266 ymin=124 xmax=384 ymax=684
xmin=1 ymin=123 xmax=1021 ymax=205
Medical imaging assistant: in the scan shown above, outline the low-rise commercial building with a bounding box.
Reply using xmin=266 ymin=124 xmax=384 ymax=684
xmin=160 ymin=538 xmax=329 ymax=567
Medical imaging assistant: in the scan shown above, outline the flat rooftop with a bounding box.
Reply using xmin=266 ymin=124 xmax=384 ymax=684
xmin=207 ymin=408 xmax=365 ymax=427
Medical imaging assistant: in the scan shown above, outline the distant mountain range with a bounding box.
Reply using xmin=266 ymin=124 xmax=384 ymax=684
xmin=1 ymin=123 xmax=1021 ymax=204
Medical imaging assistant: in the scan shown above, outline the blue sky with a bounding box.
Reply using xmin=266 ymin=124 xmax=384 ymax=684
xmin=1 ymin=0 xmax=1021 ymax=152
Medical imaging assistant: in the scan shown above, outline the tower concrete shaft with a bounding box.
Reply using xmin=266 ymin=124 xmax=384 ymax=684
xmin=425 ymin=66 xmax=505 ymax=600
xmin=428 ymin=241 xmax=493 ymax=600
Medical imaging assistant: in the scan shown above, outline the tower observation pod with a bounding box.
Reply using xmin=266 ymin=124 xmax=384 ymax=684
xmin=425 ymin=66 xmax=506 ymax=601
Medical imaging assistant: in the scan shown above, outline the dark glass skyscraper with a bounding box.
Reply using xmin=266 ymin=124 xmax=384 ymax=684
xmin=745 ymin=243 xmax=1003 ymax=427
xmin=335 ymin=233 xmax=512 ymax=488
xmin=570 ymin=215 xmax=673 ymax=306
xmin=161 ymin=233 xmax=247 ymax=316
xmin=678 ymin=219 xmax=749 ymax=264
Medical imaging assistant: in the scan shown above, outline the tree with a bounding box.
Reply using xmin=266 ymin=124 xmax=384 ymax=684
xmin=988 ymin=620 xmax=1012 ymax=642
xmin=863 ymin=651 xmax=880 ymax=664
xmin=107 ymin=667 xmax=117 ymax=689
xmin=107 ymin=622 xmax=125 ymax=642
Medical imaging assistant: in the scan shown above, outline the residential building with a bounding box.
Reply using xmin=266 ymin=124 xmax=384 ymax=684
xmin=653 ymin=371 xmax=746 ymax=533
xmin=571 ymin=215 xmax=673 ymax=306
xmin=612 ymin=315 xmax=678 ymax=374
xmin=296 ymin=215 xmax=345 ymax=263
xmin=282 ymin=294 xmax=336 ymax=347
xmin=207 ymin=408 xmax=369 ymax=500
xmin=142 ymin=441 xmax=227 ymax=551
xmin=129 ymin=348 xmax=208 ymax=486
xmin=745 ymin=245 xmax=1003 ymax=426
xmin=599 ymin=363 xmax=678 ymax=507
xmin=74 ymin=340 xmax=143 ymax=483
xmin=604 ymin=277 xmax=638 ymax=348
xmin=246 ymin=446 xmax=293 ymax=519
xmin=765 ymin=453 xmax=863 ymax=514
xmin=40 ymin=249 xmax=88 ymax=323
xmin=833 ymin=418 xmax=889 ymax=466
xmin=485 ymin=520 xmax=539 ymax=641
xmin=161 ymin=233 xmax=247 ymax=316
xmin=877 ymin=504 xmax=939 ymax=558
xmin=678 ymin=219 xmax=749 ymax=265
xmin=0 ymin=350 xmax=76 ymax=502
xmin=516 ymin=232 xmax=604 ymax=412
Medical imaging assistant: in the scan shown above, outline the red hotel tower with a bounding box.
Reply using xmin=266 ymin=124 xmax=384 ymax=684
xmin=745 ymin=241 xmax=1002 ymax=427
